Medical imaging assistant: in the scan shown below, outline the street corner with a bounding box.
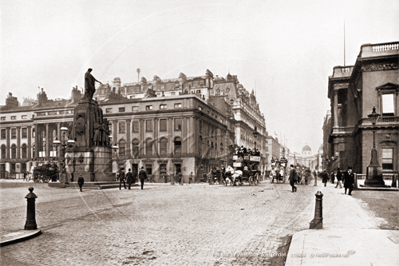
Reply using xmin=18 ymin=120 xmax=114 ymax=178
xmin=0 ymin=229 xmax=42 ymax=247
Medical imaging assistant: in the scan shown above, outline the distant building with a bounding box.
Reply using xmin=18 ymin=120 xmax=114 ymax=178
xmin=0 ymin=70 xmax=269 ymax=181
xmin=327 ymin=41 xmax=398 ymax=174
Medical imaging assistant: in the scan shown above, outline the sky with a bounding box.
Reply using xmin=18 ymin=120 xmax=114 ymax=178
xmin=1 ymin=0 xmax=398 ymax=154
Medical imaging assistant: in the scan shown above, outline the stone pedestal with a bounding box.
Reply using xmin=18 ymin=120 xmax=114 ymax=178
xmin=65 ymin=146 xmax=112 ymax=182
xmin=365 ymin=148 xmax=385 ymax=187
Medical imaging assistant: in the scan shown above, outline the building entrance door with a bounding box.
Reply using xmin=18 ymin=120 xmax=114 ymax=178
xmin=131 ymin=163 xmax=138 ymax=182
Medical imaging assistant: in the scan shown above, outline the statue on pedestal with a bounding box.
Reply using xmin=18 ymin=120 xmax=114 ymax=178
xmin=84 ymin=68 xmax=102 ymax=100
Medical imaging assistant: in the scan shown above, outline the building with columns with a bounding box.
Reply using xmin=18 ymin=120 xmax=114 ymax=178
xmin=0 ymin=70 xmax=268 ymax=182
xmin=327 ymin=41 xmax=398 ymax=174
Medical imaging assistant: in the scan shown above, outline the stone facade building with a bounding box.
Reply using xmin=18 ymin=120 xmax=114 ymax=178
xmin=0 ymin=70 xmax=268 ymax=182
xmin=327 ymin=41 xmax=399 ymax=174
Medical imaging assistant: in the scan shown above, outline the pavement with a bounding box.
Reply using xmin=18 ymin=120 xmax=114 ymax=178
xmin=285 ymin=180 xmax=399 ymax=266
xmin=1 ymin=178 xmax=398 ymax=265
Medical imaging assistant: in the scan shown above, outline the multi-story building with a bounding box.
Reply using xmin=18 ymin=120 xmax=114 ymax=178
xmin=322 ymin=110 xmax=332 ymax=172
xmin=0 ymin=70 xmax=268 ymax=181
xmin=327 ymin=41 xmax=399 ymax=174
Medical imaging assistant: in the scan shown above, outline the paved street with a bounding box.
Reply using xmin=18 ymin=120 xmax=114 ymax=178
xmin=0 ymin=179 xmax=391 ymax=266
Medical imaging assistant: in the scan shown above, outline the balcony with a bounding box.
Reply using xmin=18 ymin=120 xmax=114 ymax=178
xmin=380 ymin=116 xmax=399 ymax=123
xmin=360 ymin=41 xmax=399 ymax=58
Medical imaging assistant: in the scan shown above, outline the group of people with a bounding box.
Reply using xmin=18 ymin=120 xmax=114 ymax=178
xmin=320 ymin=167 xmax=355 ymax=195
xmin=117 ymin=167 xmax=148 ymax=190
xmin=234 ymin=146 xmax=261 ymax=156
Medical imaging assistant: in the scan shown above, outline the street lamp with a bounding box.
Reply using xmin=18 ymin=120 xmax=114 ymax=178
xmin=53 ymin=126 xmax=69 ymax=186
xmin=365 ymin=106 xmax=385 ymax=187
xmin=253 ymin=129 xmax=259 ymax=151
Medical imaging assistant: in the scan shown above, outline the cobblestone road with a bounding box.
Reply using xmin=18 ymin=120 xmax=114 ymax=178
xmin=0 ymin=180 xmax=387 ymax=265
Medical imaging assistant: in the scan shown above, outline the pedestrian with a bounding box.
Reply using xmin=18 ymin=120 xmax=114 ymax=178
xmin=23 ymin=171 xmax=27 ymax=181
xmin=78 ymin=175 xmax=84 ymax=192
xmin=126 ymin=168 xmax=134 ymax=190
xmin=119 ymin=168 xmax=126 ymax=190
xmin=189 ymin=172 xmax=193 ymax=184
xmin=179 ymin=172 xmax=184 ymax=185
xmin=343 ymin=166 xmax=354 ymax=195
xmin=321 ymin=170 xmax=329 ymax=187
xmin=335 ymin=168 xmax=343 ymax=188
xmin=330 ymin=171 xmax=335 ymax=184
xmin=289 ymin=165 xmax=297 ymax=192
xmin=139 ymin=166 xmax=147 ymax=190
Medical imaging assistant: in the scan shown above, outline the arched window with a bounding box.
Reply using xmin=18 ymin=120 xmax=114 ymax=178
xmin=21 ymin=144 xmax=27 ymax=159
xmin=174 ymin=137 xmax=182 ymax=154
xmin=198 ymin=136 xmax=203 ymax=156
xmin=11 ymin=144 xmax=16 ymax=159
xmin=1 ymin=145 xmax=6 ymax=159
xmin=132 ymin=139 xmax=139 ymax=157
xmin=119 ymin=139 xmax=126 ymax=156
xmin=160 ymin=138 xmax=168 ymax=155
xmin=146 ymin=139 xmax=153 ymax=155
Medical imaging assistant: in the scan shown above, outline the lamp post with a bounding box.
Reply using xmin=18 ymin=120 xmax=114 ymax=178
xmin=112 ymin=144 xmax=119 ymax=178
xmin=365 ymin=106 xmax=385 ymax=187
xmin=53 ymin=127 xmax=69 ymax=186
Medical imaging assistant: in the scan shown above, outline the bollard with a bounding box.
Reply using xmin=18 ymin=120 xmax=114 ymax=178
xmin=309 ymin=191 xmax=323 ymax=229
xmin=354 ymin=173 xmax=358 ymax=190
xmin=24 ymin=187 xmax=37 ymax=230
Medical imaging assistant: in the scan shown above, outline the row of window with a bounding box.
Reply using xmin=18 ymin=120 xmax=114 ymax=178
xmin=1 ymin=128 xmax=29 ymax=139
xmin=1 ymin=144 xmax=29 ymax=159
xmin=117 ymin=119 xmax=182 ymax=134
xmin=1 ymin=115 xmax=29 ymax=121
xmin=106 ymin=103 xmax=183 ymax=114
xmin=117 ymin=138 xmax=181 ymax=157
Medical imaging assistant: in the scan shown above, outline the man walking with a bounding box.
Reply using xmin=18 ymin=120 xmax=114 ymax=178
xmin=139 ymin=166 xmax=147 ymax=190
xmin=119 ymin=168 xmax=126 ymax=190
xmin=78 ymin=175 xmax=84 ymax=192
xmin=289 ymin=165 xmax=297 ymax=192
xmin=189 ymin=172 xmax=193 ymax=184
xmin=343 ymin=166 xmax=355 ymax=195
xmin=126 ymin=168 xmax=134 ymax=190
xmin=335 ymin=168 xmax=343 ymax=188
xmin=321 ymin=170 xmax=329 ymax=187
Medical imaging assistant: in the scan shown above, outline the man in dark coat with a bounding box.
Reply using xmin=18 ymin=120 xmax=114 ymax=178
xmin=343 ymin=166 xmax=355 ymax=195
xmin=78 ymin=175 xmax=84 ymax=192
xmin=321 ymin=170 xmax=329 ymax=187
xmin=335 ymin=168 xmax=343 ymax=188
xmin=139 ymin=166 xmax=147 ymax=190
xmin=289 ymin=165 xmax=297 ymax=192
xmin=126 ymin=168 xmax=134 ymax=190
xmin=119 ymin=168 xmax=126 ymax=190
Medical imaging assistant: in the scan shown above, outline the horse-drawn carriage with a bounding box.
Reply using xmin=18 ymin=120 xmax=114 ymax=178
xmin=227 ymin=152 xmax=261 ymax=186
xmin=32 ymin=163 xmax=59 ymax=183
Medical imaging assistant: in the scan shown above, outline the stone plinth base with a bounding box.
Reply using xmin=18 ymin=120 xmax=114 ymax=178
xmin=365 ymin=166 xmax=385 ymax=187
xmin=65 ymin=146 xmax=113 ymax=183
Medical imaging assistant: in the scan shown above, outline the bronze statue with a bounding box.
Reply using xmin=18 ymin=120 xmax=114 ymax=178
xmin=84 ymin=68 xmax=102 ymax=100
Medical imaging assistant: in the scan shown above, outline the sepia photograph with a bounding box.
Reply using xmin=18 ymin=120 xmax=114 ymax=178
xmin=0 ymin=0 xmax=398 ymax=265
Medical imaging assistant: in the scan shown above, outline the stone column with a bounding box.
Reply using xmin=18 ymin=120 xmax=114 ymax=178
xmin=126 ymin=119 xmax=131 ymax=158
xmin=113 ymin=121 xmax=117 ymax=145
xmin=140 ymin=119 xmax=144 ymax=155
xmin=34 ymin=125 xmax=38 ymax=160
xmin=153 ymin=118 xmax=158 ymax=155
xmin=6 ymin=127 xmax=10 ymax=159
xmin=189 ymin=117 xmax=195 ymax=154
xmin=168 ymin=118 xmax=173 ymax=154
xmin=182 ymin=117 xmax=187 ymax=154
xmin=333 ymin=90 xmax=339 ymax=128
xmin=16 ymin=127 xmax=21 ymax=159
xmin=27 ymin=126 xmax=31 ymax=159
xmin=45 ymin=123 xmax=50 ymax=159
